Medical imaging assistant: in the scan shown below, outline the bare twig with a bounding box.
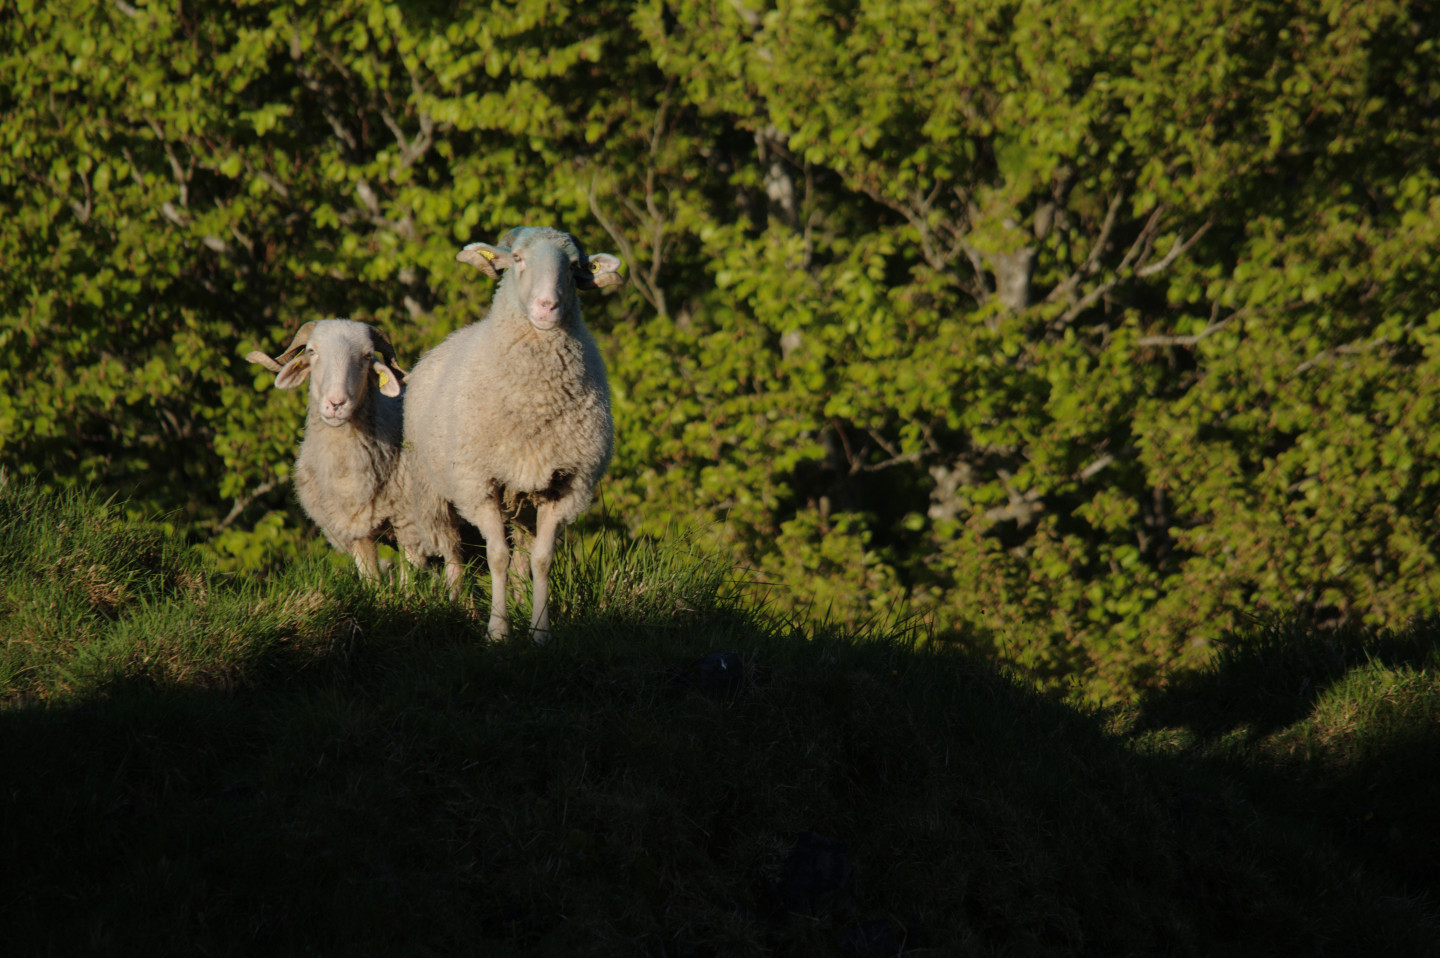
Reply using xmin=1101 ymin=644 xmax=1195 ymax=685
xmin=982 ymin=469 xmax=1045 ymax=525
xmin=355 ymin=178 xmax=381 ymax=215
xmin=1115 ymin=205 xmax=1166 ymax=276
xmin=587 ymin=88 xmax=677 ymax=319
xmin=211 ymin=479 xmax=283 ymax=535
xmin=855 ymin=427 xmax=924 ymax=472
xmin=251 ymin=168 xmax=291 ymax=200
xmin=70 ymin=169 xmax=92 ymax=224
xmin=1046 ymin=190 xmax=1126 ymax=305
xmin=983 ymin=499 xmax=1045 ymax=524
xmin=1294 ymin=335 xmax=1387 ymax=375
xmin=1051 ymin=206 xmax=1212 ymax=330
xmin=1138 ymin=304 xmax=1247 ymax=348
xmin=1137 ymin=218 xmax=1213 ymax=277
xmin=379 ymin=106 xmax=434 ymax=168
xmin=148 ymin=118 xmax=192 ymax=207
xmin=858 ymin=451 xmax=925 ymax=473
xmin=858 ymin=184 xmax=948 ymax=272
xmin=1137 ymin=321 xmax=1229 ymax=348
xmin=590 ymin=175 xmax=667 ymax=318
xmin=727 ymin=0 xmax=764 ymax=28
xmin=1077 ymin=454 xmax=1115 ymax=481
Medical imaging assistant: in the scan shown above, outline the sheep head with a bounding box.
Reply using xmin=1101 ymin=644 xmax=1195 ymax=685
xmin=246 ymin=319 xmax=405 ymax=427
xmin=457 ymin=227 xmax=625 ymax=331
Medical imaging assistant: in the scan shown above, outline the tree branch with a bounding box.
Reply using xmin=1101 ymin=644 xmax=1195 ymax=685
xmin=1050 ymin=206 xmax=1212 ymax=330
xmin=1294 ymin=335 xmax=1387 ymax=375
xmin=586 ymin=88 xmax=677 ymax=319
xmin=1138 ymin=305 xmax=1247 ymax=348
xmin=1045 ymin=189 xmax=1125 ymax=305
xmin=1076 ymin=454 xmax=1115 ymax=481
xmin=211 ymin=479 xmax=283 ymax=535
xmin=1136 ymin=218 xmax=1213 ymax=277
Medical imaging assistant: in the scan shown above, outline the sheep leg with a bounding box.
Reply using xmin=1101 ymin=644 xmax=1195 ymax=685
xmin=351 ymin=538 xmax=381 ymax=581
xmin=441 ymin=544 xmax=465 ymax=604
xmin=473 ymin=499 xmax=511 ymax=640
xmin=394 ymin=550 xmax=412 ymax=588
xmin=529 ymin=502 xmax=564 ymax=645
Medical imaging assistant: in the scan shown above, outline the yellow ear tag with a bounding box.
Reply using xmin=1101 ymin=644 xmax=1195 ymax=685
xmin=479 ymin=249 xmax=497 ymax=261
xmin=377 ymin=370 xmax=390 ymax=387
xmin=590 ymin=261 xmax=601 ymax=272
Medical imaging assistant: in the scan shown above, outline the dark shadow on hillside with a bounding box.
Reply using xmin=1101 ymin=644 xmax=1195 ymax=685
xmin=5 ymin=609 xmax=1440 ymax=956
xmin=1135 ymin=615 xmax=1440 ymax=740
xmin=1133 ymin=614 xmax=1440 ymax=901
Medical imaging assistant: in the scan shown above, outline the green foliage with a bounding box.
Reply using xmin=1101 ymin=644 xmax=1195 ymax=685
xmin=3 ymin=0 xmax=1439 ymax=700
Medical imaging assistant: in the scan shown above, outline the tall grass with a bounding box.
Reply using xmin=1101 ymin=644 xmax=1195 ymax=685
xmin=2 ymin=479 xmax=1438 ymax=955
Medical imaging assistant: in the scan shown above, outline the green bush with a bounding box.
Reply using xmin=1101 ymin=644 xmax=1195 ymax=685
xmin=4 ymin=0 xmax=1439 ymax=701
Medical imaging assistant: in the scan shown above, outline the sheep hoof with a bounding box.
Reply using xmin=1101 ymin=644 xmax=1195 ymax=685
xmin=487 ymin=616 xmax=510 ymax=642
xmin=531 ymin=628 xmax=552 ymax=647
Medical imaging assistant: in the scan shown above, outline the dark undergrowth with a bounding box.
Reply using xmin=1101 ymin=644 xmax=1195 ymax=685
xmin=2 ymin=478 xmax=1437 ymax=956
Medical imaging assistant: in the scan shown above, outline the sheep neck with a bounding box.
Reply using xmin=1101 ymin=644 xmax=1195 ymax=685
xmin=491 ymin=306 xmax=592 ymax=392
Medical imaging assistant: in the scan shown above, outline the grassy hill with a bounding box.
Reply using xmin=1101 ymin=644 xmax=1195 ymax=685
xmin=2 ymin=479 xmax=1438 ymax=956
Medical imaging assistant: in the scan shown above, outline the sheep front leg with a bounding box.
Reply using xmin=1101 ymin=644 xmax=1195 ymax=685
xmin=473 ymin=499 xmax=511 ymax=640
xmin=529 ymin=502 xmax=564 ymax=645
xmin=351 ymin=538 xmax=381 ymax=581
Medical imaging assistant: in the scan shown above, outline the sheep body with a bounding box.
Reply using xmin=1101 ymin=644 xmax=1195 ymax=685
xmin=400 ymin=226 xmax=623 ymax=640
xmin=405 ymin=311 xmax=613 ymax=516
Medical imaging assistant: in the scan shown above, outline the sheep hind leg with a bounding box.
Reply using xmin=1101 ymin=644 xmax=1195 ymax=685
xmin=441 ymin=545 xmax=466 ymax=606
xmin=472 ymin=499 xmax=511 ymax=641
xmin=529 ymin=502 xmax=564 ymax=646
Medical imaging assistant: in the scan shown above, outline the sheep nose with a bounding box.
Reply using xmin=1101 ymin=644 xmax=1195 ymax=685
xmin=323 ymin=396 xmax=350 ymax=417
xmin=534 ymin=296 xmax=557 ymax=313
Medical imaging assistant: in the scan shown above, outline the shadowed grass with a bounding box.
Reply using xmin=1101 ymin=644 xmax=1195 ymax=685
xmin=2 ymin=480 xmax=1438 ymax=955
xmin=1133 ymin=617 xmax=1440 ymax=901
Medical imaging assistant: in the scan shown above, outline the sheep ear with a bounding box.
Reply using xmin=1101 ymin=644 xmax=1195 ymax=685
xmin=576 ymin=252 xmax=626 ymax=290
xmin=457 ymin=242 xmax=514 ymax=279
xmin=245 ymin=350 xmax=283 ymax=374
xmin=372 ymin=360 xmax=403 ymax=398
xmin=368 ymin=329 xmax=406 ymax=381
xmin=274 ymin=353 xmax=311 ymax=390
xmin=273 ymin=321 xmax=317 ymax=367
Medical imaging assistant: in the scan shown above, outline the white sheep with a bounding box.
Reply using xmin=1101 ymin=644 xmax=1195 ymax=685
xmin=246 ymin=319 xmax=461 ymax=583
xmin=400 ymin=226 xmax=624 ymax=642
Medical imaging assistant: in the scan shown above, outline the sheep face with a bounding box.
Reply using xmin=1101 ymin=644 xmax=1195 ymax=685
xmin=511 ymin=233 xmax=576 ymax=332
xmin=265 ymin=320 xmax=404 ymax=427
xmin=457 ymin=227 xmax=625 ymax=331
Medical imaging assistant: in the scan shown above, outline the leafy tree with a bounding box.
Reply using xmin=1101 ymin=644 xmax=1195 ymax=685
xmin=617 ymin=0 xmax=1440 ymax=698
xmin=3 ymin=0 xmax=1437 ymax=700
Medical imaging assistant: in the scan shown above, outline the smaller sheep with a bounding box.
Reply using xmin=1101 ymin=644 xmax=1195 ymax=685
xmin=246 ymin=319 xmax=438 ymax=580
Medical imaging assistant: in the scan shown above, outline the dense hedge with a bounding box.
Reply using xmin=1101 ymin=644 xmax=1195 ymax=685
xmin=4 ymin=0 xmax=1438 ymax=700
